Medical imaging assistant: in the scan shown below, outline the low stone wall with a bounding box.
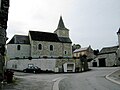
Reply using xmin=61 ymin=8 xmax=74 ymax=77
xmin=6 ymin=59 xmax=56 ymax=71
xmin=6 ymin=58 xmax=81 ymax=72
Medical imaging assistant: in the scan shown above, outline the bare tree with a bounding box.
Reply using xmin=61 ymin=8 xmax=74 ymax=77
xmin=0 ymin=0 xmax=9 ymax=83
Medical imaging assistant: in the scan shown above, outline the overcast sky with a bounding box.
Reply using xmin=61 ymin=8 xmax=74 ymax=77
xmin=7 ymin=0 xmax=120 ymax=50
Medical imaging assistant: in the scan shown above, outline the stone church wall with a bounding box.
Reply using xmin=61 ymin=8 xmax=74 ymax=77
xmin=31 ymin=40 xmax=72 ymax=58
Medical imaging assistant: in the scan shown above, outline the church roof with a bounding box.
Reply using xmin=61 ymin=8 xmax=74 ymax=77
xmin=29 ymin=31 xmax=72 ymax=43
xmin=99 ymin=46 xmax=118 ymax=55
xmin=57 ymin=16 xmax=68 ymax=30
xmin=29 ymin=31 xmax=60 ymax=42
xmin=8 ymin=35 xmax=30 ymax=44
xmin=59 ymin=37 xmax=72 ymax=43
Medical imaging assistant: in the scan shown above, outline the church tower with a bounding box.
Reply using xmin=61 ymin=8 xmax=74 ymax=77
xmin=54 ymin=16 xmax=69 ymax=38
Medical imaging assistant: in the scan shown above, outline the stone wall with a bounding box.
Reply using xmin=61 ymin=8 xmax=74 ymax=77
xmin=6 ymin=58 xmax=81 ymax=72
xmin=6 ymin=59 xmax=56 ymax=71
xmin=7 ymin=44 xmax=30 ymax=59
xmin=54 ymin=29 xmax=69 ymax=38
xmin=31 ymin=40 xmax=72 ymax=58
xmin=94 ymin=53 xmax=117 ymax=66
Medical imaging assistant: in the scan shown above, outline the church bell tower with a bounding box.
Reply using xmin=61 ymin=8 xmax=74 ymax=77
xmin=54 ymin=16 xmax=69 ymax=38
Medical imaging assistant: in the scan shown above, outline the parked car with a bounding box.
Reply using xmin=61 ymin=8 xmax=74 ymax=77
xmin=23 ymin=66 xmax=41 ymax=73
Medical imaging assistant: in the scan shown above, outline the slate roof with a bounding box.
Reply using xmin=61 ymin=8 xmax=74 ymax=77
xmin=8 ymin=35 xmax=30 ymax=44
xmin=29 ymin=31 xmax=60 ymax=42
xmin=29 ymin=31 xmax=72 ymax=43
xmin=59 ymin=37 xmax=72 ymax=43
xmin=56 ymin=16 xmax=68 ymax=30
xmin=73 ymin=47 xmax=88 ymax=53
xmin=99 ymin=46 xmax=118 ymax=55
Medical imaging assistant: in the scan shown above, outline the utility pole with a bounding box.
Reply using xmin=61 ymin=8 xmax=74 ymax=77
xmin=0 ymin=0 xmax=9 ymax=82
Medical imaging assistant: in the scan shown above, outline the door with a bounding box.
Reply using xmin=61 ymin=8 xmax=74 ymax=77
xmin=99 ymin=58 xmax=106 ymax=67
xmin=93 ymin=62 xmax=97 ymax=67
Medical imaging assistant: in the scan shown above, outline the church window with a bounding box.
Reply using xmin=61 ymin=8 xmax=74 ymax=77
xmin=65 ymin=51 xmax=67 ymax=54
xmin=17 ymin=45 xmax=21 ymax=50
xmin=38 ymin=44 xmax=42 ymax=50
xmin=50 ymin=45 xmax=53 ymax=51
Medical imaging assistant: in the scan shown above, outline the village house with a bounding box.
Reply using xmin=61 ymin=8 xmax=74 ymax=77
xmin=73 ymin=45 xmax=95 ymax=60
xmin=92 ymin=28 xmax=120 ymax=67
xmin=93 ymin=46 xmax=118 ymax=67
xmin=6 ymin=17 xmax=81 ymax=72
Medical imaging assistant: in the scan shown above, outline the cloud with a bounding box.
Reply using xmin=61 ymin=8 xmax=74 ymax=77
xmin=7 ymin=0 xmax=120 ymax=49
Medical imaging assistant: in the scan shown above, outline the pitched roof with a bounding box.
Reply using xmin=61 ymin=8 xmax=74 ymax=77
xmin=56 ymin=16 xmax=68 ymax=30
xmin=73 ymin=47 xmax=88 ymax=53
xmin=29 ymin=31 xmax=72 ymax=43
xmin=8 ymin=35 xmax=30 ymax=44
xmin=99 ymin=46 xmax=118 ymax=54
xmin=59 ymin=37 xmax=72 ymax=43
xmin=29 ymin=31 xmax=60 ymax=42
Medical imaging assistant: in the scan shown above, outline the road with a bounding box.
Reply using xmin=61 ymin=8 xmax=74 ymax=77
xmin=59 ymin=67 xmax=120 ymax=90
xmin=2 ymin=67 xmax=120 ymax=90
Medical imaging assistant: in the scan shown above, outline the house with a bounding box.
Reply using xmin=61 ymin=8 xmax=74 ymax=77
xmin=6 ymin=17 xmax=81 ymax=72
xmin=73 ymin=45 xmax=94 ymax=60
xmin=93 ymin=46 xmax=118 ymax=67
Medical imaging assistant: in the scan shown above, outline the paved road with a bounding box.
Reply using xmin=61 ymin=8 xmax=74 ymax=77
xmin=59 ymin=67 xmax=120 ymax=90
xmin=2 ymin=67 xmax=120 ymax=90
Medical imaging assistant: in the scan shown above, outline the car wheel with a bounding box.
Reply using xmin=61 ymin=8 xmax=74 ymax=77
xmin=33 ymin=71 xmax=36 ymax=74
xmin=23 ymin=70 xmax=26 ymax=73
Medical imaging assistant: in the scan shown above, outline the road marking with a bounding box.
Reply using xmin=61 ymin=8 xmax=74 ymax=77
xmin=52 ymin=77 xmax=66 ymax=90
xmin=105 ymin=68 xmax=120 ymax=85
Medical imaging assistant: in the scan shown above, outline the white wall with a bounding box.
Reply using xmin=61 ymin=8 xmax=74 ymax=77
xmin=7 ymin=44 xmax=30 ymax=59
xmin=6 ymin=59 xmax=56 ymax=71
xmin=63 ymin=62 xmax=75 ymax=72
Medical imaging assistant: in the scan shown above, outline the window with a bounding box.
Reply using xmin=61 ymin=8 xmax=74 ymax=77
xmin=50 ymin=45 xmax=53 ymax=51
xmin=65 ymin=51 xmax=67 ymax=55
xmin=38 ymin=44 xmax=42 ymax=50
xmin=17 ymin=45 xmax=21 ymax=50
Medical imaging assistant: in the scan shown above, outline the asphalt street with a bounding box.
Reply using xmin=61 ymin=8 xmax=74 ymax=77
xmin=59 ymin=67 xmax=120 ymax=90
xmin=2 ymin=67 xmax=120 ymax=90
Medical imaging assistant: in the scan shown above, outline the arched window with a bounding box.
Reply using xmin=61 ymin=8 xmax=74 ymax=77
xmin=17 ymin=45 xmax=21 ymax=50
xmin=50 ymin=45 xmax=53 ymax=51
xmin=38 ymin=44 xmax=42 ymax=50
xmin=65 ymin=51 xmax=67 ymax=55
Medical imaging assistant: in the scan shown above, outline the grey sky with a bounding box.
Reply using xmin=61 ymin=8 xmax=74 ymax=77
xmin=7 ymin=0 xmax=120 ymax=50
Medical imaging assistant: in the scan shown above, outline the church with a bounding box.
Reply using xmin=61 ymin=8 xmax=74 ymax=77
xmin=7 ymin=16 xmax=72 ymax=59
xmin=6 ymin=17 xmax=80 ymax=72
